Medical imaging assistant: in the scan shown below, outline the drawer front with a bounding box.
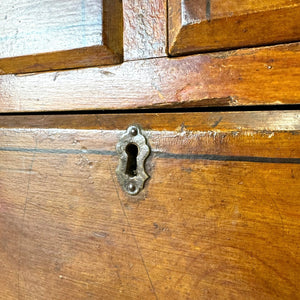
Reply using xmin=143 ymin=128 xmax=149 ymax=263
xmin=0 ymin=111 xmax=299 ymax=299
xmin=168 ymin=0 xmax=300 ymax=55
xmin=0 ymin=0 xmax=123 ymax=74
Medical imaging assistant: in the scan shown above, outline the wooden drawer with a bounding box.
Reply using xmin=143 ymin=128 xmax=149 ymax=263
xmin=0 ymin=0 xmax=123 ymax=74
xmin=0 ymin=111 xmax=299 ymax=299
xmin=168 ymin=0 xmax=300 ymax=55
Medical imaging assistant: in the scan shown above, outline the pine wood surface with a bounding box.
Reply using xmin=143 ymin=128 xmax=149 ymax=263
xmin=0 ymin=111 xmax=299 ymax=299
xmin=168 ymin=0 xmax=300 ymax=55
xmin=0 ymin=42 xmax=299 ymax=113
xmin=0 ymin=0 xmax=123 ymax=74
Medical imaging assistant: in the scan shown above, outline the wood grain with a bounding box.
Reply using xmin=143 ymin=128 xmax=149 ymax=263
xmin=0 ymin=42 xmax=299 ymax=112
xmin=123 ymin=0 xmax=167 ymax=61
xmin=0 ymin=111 xmax=299 ymax=299
xmin=0 ymin=0 xmax=123 ymax=74
xmin=168 ymin=0 xmax=300 ymax=55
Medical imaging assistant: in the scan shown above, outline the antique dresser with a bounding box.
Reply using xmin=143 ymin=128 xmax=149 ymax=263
xmin=0 ymin=0 xmax=299 ymax=299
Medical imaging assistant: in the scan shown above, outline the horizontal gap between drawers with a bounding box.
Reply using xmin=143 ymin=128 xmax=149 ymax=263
xmin=0 ymin=104 xmax=300 ymax=116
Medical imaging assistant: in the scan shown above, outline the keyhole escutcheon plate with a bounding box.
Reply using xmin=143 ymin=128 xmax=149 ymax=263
xmin=116 ymin=125 xmax=150 ymax=195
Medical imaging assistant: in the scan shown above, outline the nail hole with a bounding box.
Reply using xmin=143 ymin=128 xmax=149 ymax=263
xmin=125 ymin=143 xmax=138 ymax=177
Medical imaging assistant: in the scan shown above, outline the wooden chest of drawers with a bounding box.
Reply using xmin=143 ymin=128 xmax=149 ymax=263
xmin=0 ymin=1 xmax=299 ymax=299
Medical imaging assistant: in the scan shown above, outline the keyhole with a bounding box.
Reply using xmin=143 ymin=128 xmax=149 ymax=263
xmin=125 ymin=143 xmax=138 ymax=177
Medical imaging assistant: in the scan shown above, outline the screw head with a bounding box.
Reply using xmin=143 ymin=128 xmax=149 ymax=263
xmin=130 ymin=127 xmax=138 ymax=136
xmin=128 ymin=183 xmax=136 ymax=193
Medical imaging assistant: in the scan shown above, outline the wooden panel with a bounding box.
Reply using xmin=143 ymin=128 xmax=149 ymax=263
xmin=0 ymin=42 xmax=299 ymax=112
xmin=168 ymin=0 xmax=300 ymax=55
xmin=0 ymin=111 xmax=299 ymax=299
xmin=0 ymin=0 xmax=123 ymax=74
xmin=123 ymin=0 xmax=167 ymax=61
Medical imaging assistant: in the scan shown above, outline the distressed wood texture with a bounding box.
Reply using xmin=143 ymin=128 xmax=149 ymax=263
xmin=123 ymin=0 xmax=167 ymax=61
xmin=0 ymin=42 xmax=300 ymax=113
xmin=0 ymin=111 xmax=299 ymax=299
xmin=168 ymin=0 xmax=300 ymax=55
xmin=0 ymin=0 xmax=123 ymax=74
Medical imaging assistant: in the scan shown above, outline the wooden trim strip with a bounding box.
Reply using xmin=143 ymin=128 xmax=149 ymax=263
xmin=154 ymin=152 xmax=300 ymax=164
xmin=0 ymin=146 xmax=299 ymax=164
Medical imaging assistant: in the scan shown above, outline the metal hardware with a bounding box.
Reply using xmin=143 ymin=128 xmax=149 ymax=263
xmin=116 ymin=125 xmax=150 ymax=195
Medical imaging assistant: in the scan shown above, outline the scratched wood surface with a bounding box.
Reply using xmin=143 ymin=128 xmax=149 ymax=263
xmin=0 ymin=42 xmax=299 ymax=113
xmin=123 ymin=0 xmax=167 ymax=61
xmin=0 ymin=0 xmax=123 ymax=74
xmin=168 ymin=0 xmax=300 ymax=55
xmin=0 ymin=111 xmax=299 ymax=299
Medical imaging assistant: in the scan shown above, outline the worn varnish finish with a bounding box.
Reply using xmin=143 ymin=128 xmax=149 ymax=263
xmin=0 ymin=42 xmax=299 ymax=112
xmin=0 ymin=111 xmax=299 ymax=299
xmin=0 ymin=0 xmax=299 ymax=298
xmin=168 ymin=0 xmax=300 ymax=55
xmin=0 ymin=0 xmax=167 ymax=74
xmin=0 ymin=0 xmax=123 ymax=74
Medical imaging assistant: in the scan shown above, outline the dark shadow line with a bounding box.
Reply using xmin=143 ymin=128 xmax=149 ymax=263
xmin=0 ymin=104 xmax=300 ymax=116
xmin=154 ymin=152 xmax=300 ymax=164
xmin=0 ymin=147 xmax=116 ymax=156
xmin=1 ymin=147 xmax=299 ymax=164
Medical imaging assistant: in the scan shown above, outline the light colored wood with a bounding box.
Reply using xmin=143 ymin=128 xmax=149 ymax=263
xmin=0 ymin=111 xmax=299 ymax=299
xmin=0 ymin=42 xmax=299 ymax=112
xmin=168 ymin=0 xmax=300 ymax=55
xmin=123 ymin=0 xmax=167 ymax=61
xmin=0 ymin=0 xmax=123 ymax=74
